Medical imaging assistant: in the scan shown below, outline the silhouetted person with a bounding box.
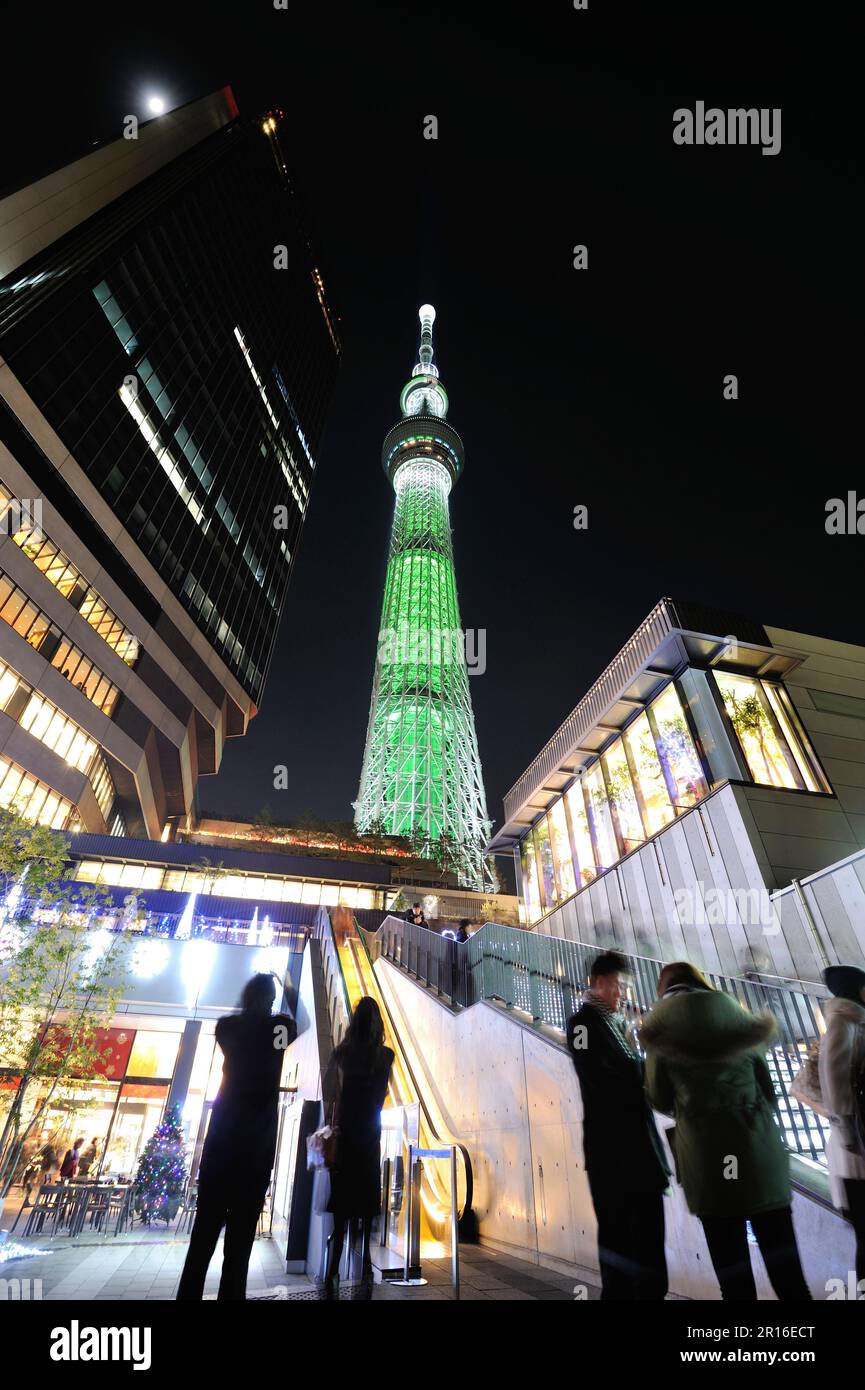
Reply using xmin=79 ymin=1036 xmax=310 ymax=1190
xmin=450 ymin=921 xmax=470 ymax=1002
xmin=176 ymin=973 xmax=296 ymax=1301
xmin=567 ymin=951 xmax=670 ymax=1299
xmin=819 ymin=964 xmax=865 ymax=1283
xmin=642 ymin=961 xmax=810 ymax=1301
xmin=324 ymin=997 xmax=394 ymax=1300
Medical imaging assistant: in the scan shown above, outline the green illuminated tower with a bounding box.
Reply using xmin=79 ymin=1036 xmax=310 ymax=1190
xmin=354 ymin=305 xmax=492 ymax=890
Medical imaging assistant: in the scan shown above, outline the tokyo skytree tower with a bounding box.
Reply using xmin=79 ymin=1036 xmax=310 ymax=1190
xmin=354 ymin=305 xmax=493 ymax=890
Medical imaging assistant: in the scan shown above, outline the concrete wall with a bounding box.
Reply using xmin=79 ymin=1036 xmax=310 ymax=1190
xmin=376 ymin=956 xmax=856 ymax=1299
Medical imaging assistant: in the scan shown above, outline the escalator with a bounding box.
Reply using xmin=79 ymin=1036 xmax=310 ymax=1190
xmin=325 ymin=909 xmax=474 ymax=1274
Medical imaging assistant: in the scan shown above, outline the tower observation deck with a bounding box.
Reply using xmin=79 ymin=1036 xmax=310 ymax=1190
xmin=354 ymin=306 xmax=493 ymax=890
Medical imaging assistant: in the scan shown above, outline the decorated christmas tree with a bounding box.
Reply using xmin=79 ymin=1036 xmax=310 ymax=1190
xmin=132 ymin=1103 xmax=188 ymax=1225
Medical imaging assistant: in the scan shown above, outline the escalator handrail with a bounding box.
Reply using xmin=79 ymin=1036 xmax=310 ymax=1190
xmin=311 ymin=905 xmax=352 ymax=1042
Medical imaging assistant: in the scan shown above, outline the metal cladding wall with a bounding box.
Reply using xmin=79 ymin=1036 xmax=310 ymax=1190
xmin=531 ymin=782 xmax=865 ymax=983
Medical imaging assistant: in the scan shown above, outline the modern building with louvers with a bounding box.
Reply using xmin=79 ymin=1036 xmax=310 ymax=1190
xmin=0 ymin=88 xmax=340 ymax=837
xmin=487 ymin=598 xmax=865 ymax=984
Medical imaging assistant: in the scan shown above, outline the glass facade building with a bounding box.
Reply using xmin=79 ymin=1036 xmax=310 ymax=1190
xmin=0 ymin=89 xmax=340 ymax=836
xmin=490 ymin=601 xmax=835 ymax=928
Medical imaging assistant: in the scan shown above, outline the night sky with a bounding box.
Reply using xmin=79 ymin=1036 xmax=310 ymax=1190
xmin=4 ymin=3 xmax=862 ymax=846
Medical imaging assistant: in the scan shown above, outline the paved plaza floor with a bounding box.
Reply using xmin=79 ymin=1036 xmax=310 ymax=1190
xmin=1 ymin=1226 xmax=600 ymax=1301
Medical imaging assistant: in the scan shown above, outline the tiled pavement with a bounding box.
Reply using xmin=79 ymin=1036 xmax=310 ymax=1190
xmin=1 ymin=1228 xmax=600 ymax=1301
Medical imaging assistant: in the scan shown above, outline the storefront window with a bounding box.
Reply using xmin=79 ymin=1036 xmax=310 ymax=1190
xmin=14 ymin=1076 xmax=120 ymax=1180
xmin=102 ymin=1082 xmax=170 ymax=1179
xmin=520 ymin=833 xmax=542 ymax=923
xmin=602 ymin=739 xmax=645 ymax=854
xmin=715 ymin=671 xmax=827 ymax=793
xmin=548 ymin=797 xmax=576 ymax=900
xmin=623 ymin=711 xmax=676 ymax=834
xmin=584 ymin=765 xmax=618 ymax=868
xmin=533 ymin=816 xmax=556 ymax=910
xmin=126 ymin=1031 xmax=180 ymax=1079
xmin=565 ymin=782 xmax=598 ymax=886
xmin=649 ymin=684 xmax=708 ymax=809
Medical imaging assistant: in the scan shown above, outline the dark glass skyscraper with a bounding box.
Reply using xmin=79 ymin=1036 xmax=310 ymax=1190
xmin=0 ymin=89 xmax=340 ymax=838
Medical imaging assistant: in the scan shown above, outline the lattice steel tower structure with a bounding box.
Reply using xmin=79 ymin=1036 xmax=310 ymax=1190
xmin=354 ymin=305 xmax=492 ymax=890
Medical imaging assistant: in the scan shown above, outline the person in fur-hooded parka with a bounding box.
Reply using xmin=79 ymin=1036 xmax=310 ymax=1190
xmin=641 ymin=974 xmax=790 ymax=1219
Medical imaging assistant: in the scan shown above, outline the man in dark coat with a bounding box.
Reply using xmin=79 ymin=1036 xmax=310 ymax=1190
xmin=177 ymin=973 xmax=296 ymax=1301
xmin=567 ymin=951 xmax=670 ymax=1299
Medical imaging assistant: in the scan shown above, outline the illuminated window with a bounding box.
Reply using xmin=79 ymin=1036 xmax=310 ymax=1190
xmin=648 ymin=684 xmax=708 ymax=810
xmin=548 ymin=797 xmax=576 ymax=900
xmin=584 ymin=764 xmax=618 ymax=868
xmin=126 ymin=1031 xmax=180 ymax=1079
xmin=118 ymin=380 xmax=205 ymax=526
xmin=564 ymin=782 xmax=598 ymax=886
xmin=520 ymin=834 xmax=542 ymax=923
xmin=623 ymin=711 xmax=675 ymax=834
xmin=533 ymin=815 xmax=556 ymax=910
xmin=602 ymin=739 xmax=645 ymax=854
xmin=19 ymin=691 xmax=97 ymax=774
xmin=1 ymin=487 xmax=140 ymax=667
xmin=0 ymin=756 xmax=73 ymax=828
xmin=714 ymin=672 xmax=829 ymax=792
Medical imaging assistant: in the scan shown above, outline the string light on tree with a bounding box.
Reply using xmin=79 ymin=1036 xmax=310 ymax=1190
xmin=132 ymin=1103 xmax=188 ymax=1225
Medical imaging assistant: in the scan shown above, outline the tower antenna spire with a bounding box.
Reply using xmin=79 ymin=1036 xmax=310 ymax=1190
xmin=418 ymin=303 xmax=436 ymax=372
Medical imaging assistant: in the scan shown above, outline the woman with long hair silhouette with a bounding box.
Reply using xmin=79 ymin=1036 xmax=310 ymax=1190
xmin=324 ymin=996 xmax=394 ymax=1299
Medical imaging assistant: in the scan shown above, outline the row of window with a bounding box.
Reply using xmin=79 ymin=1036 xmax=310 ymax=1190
xmin=520 ymin=673 xmax=829 ymax=924
xmin=0 ymin=655 xmax=117 ymax=822
xmin=0 ymin=755 xmax=74 ymax=829
xmin=713 ymin=671 xmax=828 ymax=794
xmin=0 ymin=569 xmax=120 ymax=715
xmin=0 ymin=654 xmax=96 ymax=771
xmin=74 ymin=858 xmax=382 ymax=909
xmin=89 ymin=750 xmax=117 ymax=822
xmin=93 ymin=280 xmax=283 ymax=696
xmin=1 ymin=484 xmax=140 ymax=665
